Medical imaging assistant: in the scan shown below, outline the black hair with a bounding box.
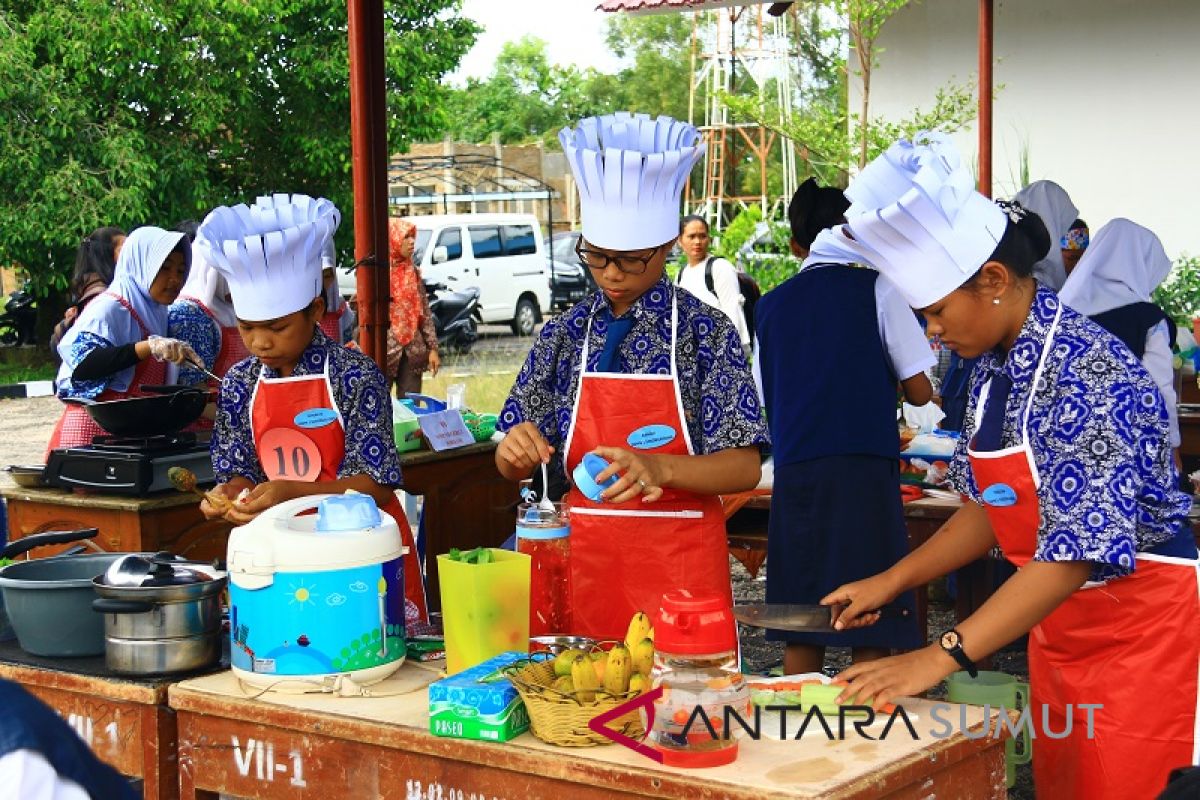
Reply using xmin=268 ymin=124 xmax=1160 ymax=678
xmin=1068 ymin=218 xmax=1088 ymax=230
xmin=679 ymin=214 xmax=708 ymax=234
xmin=787 ymin=178 xmax=850 ymax=249
xmin=173 ymin=219 xmax=200 ymax=242
xmin=70 ymin=226 xmax=125 ymax=299
xmin=969 ymin=200 xmax=1051 ymax=282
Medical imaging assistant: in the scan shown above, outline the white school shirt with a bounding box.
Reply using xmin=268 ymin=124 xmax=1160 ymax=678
xmin=678 ymin=257 xmax=751 ymax=348
xmin=751 ymin=264 xmax=934 ymax=402
xmin=1144 ymin=320 xmax=1180 ymax=448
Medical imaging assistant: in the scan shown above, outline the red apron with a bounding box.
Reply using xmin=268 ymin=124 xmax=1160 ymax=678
xmin=250 ymin=360 xmax=429 ymax=624
xmin=319 ymin=305 xmax=345 ymax=344
xmin=564 ymin=294 xmax=730 ymax=640
xmin=967 ymin=303 xmax=1200 ymax=800
xmin=46 ymin=293 xmax=168 ymax=454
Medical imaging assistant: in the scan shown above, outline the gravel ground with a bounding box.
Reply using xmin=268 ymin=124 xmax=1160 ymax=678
xmin=732 ymin=558 xmax=1034 ymax=799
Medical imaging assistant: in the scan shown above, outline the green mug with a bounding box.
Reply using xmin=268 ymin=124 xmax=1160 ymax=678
xmin=945 ymin=670 xmax=1032 ymax=788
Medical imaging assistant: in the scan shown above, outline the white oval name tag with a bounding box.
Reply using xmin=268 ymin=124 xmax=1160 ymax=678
xmin=294 ymin=408 xmax=338 ymax=429
xmin=627 ymin=424 xmax=677 ymax=450
xmin=982 ymin=483 xmax=1018 ymax=507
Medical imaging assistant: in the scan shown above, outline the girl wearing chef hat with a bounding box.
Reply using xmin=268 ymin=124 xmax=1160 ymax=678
xmin=48 ymin=225 xmax=198 ymax=452
xmin=820 ymin=134 xmax=1199 ymax=800
xmin=196 ymin=193 xmax=428 ymax=623
xmin=495 ymin=112 xmax=770 ymax=640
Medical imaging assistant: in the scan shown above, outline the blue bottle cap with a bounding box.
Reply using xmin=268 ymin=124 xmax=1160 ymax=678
xmin=572 ymin=453 xmax=619 ymax=501
xmin=316 ymin=494 xmax=383 ymax=531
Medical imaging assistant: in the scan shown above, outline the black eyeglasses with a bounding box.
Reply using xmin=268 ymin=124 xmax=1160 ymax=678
xmin=575 ymin=239 xmax=666 ymax=275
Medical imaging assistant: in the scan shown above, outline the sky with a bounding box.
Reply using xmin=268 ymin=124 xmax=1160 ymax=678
xmin=448 ymin=0 xmax=622 ymax=84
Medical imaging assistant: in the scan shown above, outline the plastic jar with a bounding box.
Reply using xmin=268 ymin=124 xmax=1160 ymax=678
xmin=515 ymin=502 xmax=571 ymax=636
xmin=648 ymin=590 xmax=748 ymax=768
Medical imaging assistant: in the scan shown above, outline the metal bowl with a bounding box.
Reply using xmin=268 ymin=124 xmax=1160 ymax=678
xmin=529 ymin=634 xmax=598 ymax=655
xmin=5 ymin=465 xmax=45 ymax=489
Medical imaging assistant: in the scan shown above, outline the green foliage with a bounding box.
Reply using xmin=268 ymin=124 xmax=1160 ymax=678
xmin=1153 ymin=256 xmax=1200 ymax=328
xmin=0 ymin=1 xmax=479 ymax=296
xmin=443 ymin=14 xmax=691 ymax=145
xmin=711 ymin=206 xmax=763 ymax=263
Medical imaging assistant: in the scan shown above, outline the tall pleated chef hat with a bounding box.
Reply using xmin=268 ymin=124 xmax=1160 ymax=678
xmin=197 ymin=193 xmax=340 ymax=321
xmin=559 ymin=112 xmax=705 ymax=251
xmin=807 ymin=132 xmax=1007 ymax=308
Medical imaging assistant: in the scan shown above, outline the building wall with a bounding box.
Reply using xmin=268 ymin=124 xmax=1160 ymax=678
xmin=858 ymin=0 xmax=1200 ymax=257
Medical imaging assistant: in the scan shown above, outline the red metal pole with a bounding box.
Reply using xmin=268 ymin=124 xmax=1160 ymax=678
xmin=978 ymin=0 xmax=993 ymax=198
xmin=348 ymin=0 xmax=389 ymax=369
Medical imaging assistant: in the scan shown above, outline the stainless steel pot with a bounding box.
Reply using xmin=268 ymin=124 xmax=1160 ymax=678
xmin=92 ymin=570 xmax=226 ymax=675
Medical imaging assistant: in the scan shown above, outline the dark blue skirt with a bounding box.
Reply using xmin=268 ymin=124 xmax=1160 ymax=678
xmin=765 ymin=455 xmax=921 ymax=648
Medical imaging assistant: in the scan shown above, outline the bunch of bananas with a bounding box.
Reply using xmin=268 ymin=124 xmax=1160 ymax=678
xmin=548 ymin=611 xmax=657 ymax=701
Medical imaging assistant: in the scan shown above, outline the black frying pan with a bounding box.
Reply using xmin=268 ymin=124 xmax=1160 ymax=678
xmin=63 ymin=385 xmax=213 ymax=438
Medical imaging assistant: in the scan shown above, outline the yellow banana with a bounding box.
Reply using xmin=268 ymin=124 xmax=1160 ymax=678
xmin=604 ymin=645 xmax=633 ymax=695
xmin=592 ymin=655 xmax=607 ymax=683
xmin=552 ymin=675 xmax=574 ymax=694
xmin=571 ymin=654 xmax=601 ymax=703
xmin=646 ymin=626 xmax=655 ymax=642
xmin=625 ymin=611 xmax=652 ymax=650
xmin=628 ymin=673 xmax=648 ymax=695
xmin=631 ymin=637 xmax=655 ymax=678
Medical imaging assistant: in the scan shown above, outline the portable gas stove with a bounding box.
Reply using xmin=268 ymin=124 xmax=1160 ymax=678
xmin=44 ymin=432 xmax=214 ymax=495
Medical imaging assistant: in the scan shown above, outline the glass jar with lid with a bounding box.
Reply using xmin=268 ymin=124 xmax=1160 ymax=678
xmin=515 ymin=502 xmax=571 ymax=635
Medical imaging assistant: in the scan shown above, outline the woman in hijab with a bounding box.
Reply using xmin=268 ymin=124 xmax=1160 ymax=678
xmin=1012 ymin=180 xmax=1079 ymax=291
xmin=385 ymin=218 xmax=440 ymax=395
xmin=48 ymin=226 xmax=200 ymax=452
xmin=1059 ymin=218 xmax=1179 ymax=450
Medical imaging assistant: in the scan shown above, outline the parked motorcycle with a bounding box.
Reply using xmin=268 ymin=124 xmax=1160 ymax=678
xmin=0 ymin=283 xmax=37 ymax=346
xmin=426 ymin=278 xmax=480 ymax=355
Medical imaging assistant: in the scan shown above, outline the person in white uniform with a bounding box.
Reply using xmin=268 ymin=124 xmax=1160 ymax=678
xmin=676 ymin=215 xmax=751 ymax=350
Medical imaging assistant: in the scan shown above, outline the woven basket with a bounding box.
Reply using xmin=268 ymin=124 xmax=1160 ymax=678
xmin=504 ymin=655 xmax=646 ymax=747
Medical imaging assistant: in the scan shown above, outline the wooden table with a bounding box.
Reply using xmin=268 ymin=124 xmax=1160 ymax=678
xmin=170 ymin=665 xmax=1006 ymax=800
xmin=0 ymin=485 xmax=232 ymax=562
xmin=0 ymin=639 xmax=222 ymax=800
xmin=398 ymin=441 xmax=519 ymax=613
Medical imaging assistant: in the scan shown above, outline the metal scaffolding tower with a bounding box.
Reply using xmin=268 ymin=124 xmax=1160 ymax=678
xmin=687 ymin=5 xmax=800 ymax=225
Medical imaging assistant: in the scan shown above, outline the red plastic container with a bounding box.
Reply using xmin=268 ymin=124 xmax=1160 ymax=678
xmin=515 ymin=503 xmax=571 ymax=635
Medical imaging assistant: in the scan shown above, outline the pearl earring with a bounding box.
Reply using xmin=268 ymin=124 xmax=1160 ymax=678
xmin=992 ymin=297 xmax=1002 ymax=305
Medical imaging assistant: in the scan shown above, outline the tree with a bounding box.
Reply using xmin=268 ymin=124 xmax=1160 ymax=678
xmin=0 ymin=0 xmax=478 ymax=297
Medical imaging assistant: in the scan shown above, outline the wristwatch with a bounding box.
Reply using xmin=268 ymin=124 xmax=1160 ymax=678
xmin=939 ymin=629 xmax=978 ymax=678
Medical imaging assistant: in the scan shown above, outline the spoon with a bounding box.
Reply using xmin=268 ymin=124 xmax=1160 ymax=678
xmin=187 ymin=357 xmax=222 ymax=384
xmin=538 ymin=462 xmax=556 ymax=513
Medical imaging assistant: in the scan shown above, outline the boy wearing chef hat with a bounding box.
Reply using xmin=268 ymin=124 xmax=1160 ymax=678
xmin=817 ymin=135 xmax=1199 ymax=800
xmin=495 ymin=112 xmax=770 ymax=640
xmin=197 ymin=193 xmax=428 ymax=623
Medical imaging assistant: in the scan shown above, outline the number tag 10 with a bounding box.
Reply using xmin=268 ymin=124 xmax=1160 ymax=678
xmin=259 ymin=428 xmax=323 ymax=482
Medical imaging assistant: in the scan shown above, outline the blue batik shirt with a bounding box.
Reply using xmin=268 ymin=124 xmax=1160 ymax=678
xmin=168 ymin=299 xmax=221 ymax=386
xmin=499 ymin=277 xmax=769 ymax=485
xmin=211 ymin=329 xmax=402 ymax=488
xmin=947 ymin=285 xmax=1190 ymax=581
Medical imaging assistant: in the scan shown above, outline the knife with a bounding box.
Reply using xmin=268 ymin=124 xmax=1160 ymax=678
xmin=733 ymin=603 xmax=911 ymax=633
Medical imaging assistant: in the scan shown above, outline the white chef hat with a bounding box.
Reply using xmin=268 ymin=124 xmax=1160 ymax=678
xmin=559 ymin=112 xmax=705 ymax=251
xmin=808 ymin=133 xmax=1007 ymax=308
xmin=197 ymin=193 xmax=340 ymax=322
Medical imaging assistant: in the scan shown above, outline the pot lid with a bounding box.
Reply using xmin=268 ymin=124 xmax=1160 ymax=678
xmin=101 ymin=552 xmax=221 ymax=588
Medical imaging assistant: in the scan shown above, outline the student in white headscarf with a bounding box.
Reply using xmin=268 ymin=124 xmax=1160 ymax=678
xmin=168 ymin=223 xmax=249 ymax=386
xmin=1012 ymin=180 xmax=1078 ymax=291
xmin=1058 ymin=218 xmax=1179 ymax=448
xmin=48 ymin=226 xmax=199 ymax=451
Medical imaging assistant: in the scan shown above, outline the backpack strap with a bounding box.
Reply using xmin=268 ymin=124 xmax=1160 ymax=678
xmin=704 ymin=256 xmax=716 ymax=296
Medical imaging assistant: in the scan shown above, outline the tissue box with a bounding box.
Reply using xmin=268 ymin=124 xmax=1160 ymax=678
xmin=428 ymin=651 xmax=530 ymax=742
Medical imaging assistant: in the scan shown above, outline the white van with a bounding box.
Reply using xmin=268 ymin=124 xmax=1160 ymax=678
xmin=410 ymin=213 xmax=551 ymax=336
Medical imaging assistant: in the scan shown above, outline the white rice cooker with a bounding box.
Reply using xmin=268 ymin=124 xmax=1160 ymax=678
xmin=227 ymin=493 xmax=408 ymax=692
